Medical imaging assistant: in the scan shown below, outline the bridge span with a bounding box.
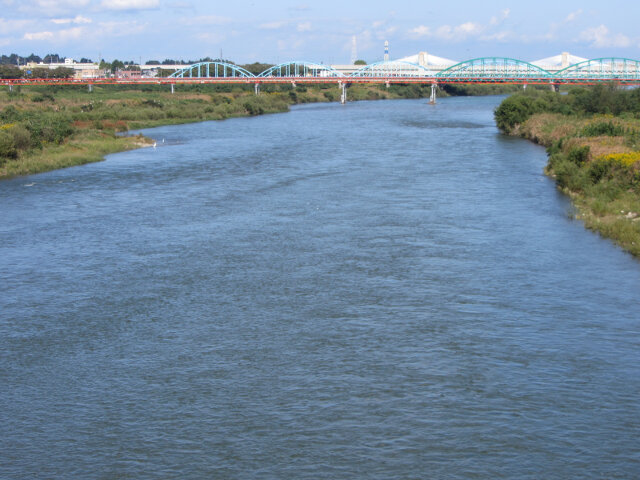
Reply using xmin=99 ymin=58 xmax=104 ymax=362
xmin=3 ymin=57 xmax=640 ymax=103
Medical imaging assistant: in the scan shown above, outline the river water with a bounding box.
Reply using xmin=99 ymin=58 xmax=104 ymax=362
xmin=1 ymin=97 xmax=639 ymax=479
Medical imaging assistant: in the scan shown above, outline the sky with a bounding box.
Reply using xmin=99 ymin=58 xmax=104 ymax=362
xmin=0 ymin=0 xmax=639 ymax=64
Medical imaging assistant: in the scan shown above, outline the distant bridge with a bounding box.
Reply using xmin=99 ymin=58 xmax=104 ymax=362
xmin=3 ymin=57 xmax=640 ymax=103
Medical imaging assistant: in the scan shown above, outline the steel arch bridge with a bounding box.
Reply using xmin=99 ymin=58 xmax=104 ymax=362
xmin=349 ymin=60 xmax=436 ymax=78
xmin=258 ymin=61 xmax=342 ymax=78
xmin=437 ymin=57 xmax=552 ymax=80
xmin=168 ymin=61 xmax=254 ymax=79
xmin=554 ymin=58 xmax=640 ymax=80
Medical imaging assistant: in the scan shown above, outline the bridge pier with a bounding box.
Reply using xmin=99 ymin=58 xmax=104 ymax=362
xmin=88 ymin=84 xmax=93 ymax=93
xmin=385 ymin=81 xmax=390 ymax=89
xmin=340 ymin=82 xmax=347 ymax=104
xmin=429 ymin=83 xmax=437 ymax=104
xmin=550 ymin=83 xmax=559 ymax=92
xmin=254 ymin=83 xmax=260 ymax=95
xmin=171 ymin=83 xmax=175 ymax=94
xmin=8 ymin=84 xmax=12 ymax=93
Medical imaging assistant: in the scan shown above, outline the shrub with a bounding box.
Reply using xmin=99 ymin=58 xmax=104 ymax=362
xmin=580 ymin=120 xmax=626 ymax=137
xmin=0 ymin=105 xmax=20 ymax=122
xmin=9 ymin=125 xmax=32 ymax=151
xmin=494 ymin=95 xmax=536 ymax=132
xmin=0 ymin=130 xmax=18 ymax=162
xmin=567 ymin=145 xmax=590 ymax=166
xmin=588 ymin=159 xmax=615 ymax=184
xmin=323 ymin=90 xmax=337 ymax=102
xmin=243 ymin=98 xmax=265 ymax=115
xmin=32 ymin=93 xmax=55 ymax=103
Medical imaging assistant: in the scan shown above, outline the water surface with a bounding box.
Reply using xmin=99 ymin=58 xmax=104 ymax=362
xmin=1 ymin=97 xmax=639 ymax=479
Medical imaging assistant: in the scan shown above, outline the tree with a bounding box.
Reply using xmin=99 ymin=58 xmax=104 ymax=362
xmin=0 ymin=65 xmax=23 ymax=79
xmin=50 ymin=67 xmax=74 ymax=78
xmin=43 ymin=53 xmax=62 ymax=63
xmin=110 ymin=59 xmax=125 ymax=73
xmin=354 ymin=59 xmax=367 ymax=65
xmin=241 ymin=62 xmax=274 ymax=75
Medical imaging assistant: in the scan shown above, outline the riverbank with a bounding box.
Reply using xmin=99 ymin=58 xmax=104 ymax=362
xmin=495 ymin=86 xmax=640 ymax=257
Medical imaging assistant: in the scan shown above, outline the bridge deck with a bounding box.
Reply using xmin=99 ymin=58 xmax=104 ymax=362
xmin=3 ymin=76 xmax=640 ymax=87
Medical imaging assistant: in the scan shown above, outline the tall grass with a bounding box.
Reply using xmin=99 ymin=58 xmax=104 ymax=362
xmin=495 ymin=85 xmax=640 ymax=257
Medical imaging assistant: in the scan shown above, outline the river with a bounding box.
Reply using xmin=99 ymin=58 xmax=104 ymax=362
xmin=1 ymin=96 xmax=639 ymax=479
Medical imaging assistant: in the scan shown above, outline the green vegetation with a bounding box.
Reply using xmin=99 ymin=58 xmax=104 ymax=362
xmin=441 ymin=84 xmax=541 ymax=97
xmin=495 ymin=84 xmax=640 ymax=257
xmin=1 ymin=82 xmax=444 ymax=179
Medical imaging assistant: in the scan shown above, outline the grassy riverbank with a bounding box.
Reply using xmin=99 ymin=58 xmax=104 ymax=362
xmin=0 ymin=83 xmax=449 ymax=179
xmin=495 ymin=85 xmax=640 ymax=257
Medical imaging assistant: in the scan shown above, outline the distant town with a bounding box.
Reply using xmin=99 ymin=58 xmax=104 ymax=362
xmin=0 ymin=53 xmax=233 ymax=79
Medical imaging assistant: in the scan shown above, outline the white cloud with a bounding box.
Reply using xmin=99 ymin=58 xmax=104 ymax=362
xmin=480 ymin=31 xmax=511 ymax=42
xmin=100 ymin=0 xmax=159 ymax=10
xmin=24 ymin=26 xmax=85 ymax=41
xmin=579 ymin=24 xmax=631 ymax=48
xmin=456 ymin=22 xmax=482 ymax=36
xmin=196 ymin=32 xmax=226 ymax=43
xmin=259 ymin=20 xmax=289 ymax=30
xmin=24 ymin=31 xmax=54 ymax=41
xmin=424 ymin=22 xmax=484 ymax=41
xmin=490 ymin=8 xmax=510 ymax=26
xmin=10 ymin=0 xmax=89 ymax=15
xmin=0 ymin=18 xmax=34 ymax=33
xmin=408 ymin=11 xmax=515 ymax=42
xmin=565 ymin=9 xmax=582 ymax=23
xmin=296 ymin=21 xmax=311 ymax=32
xmin=96 ymin=20 xmax=148 ymax=36
xmin=408 ymin=25 xmax=430 ymax=38
xmin=179 ymin=15 xmax=231 ymax=26
xmin=51 ymin=15 xmax=92 ymax=24
xmin=35 ymin=0 xmax=89 ymax=7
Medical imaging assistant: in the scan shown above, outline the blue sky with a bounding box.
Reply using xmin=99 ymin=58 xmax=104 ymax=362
xmin=1 ymin=0 xmax=639 ymax=64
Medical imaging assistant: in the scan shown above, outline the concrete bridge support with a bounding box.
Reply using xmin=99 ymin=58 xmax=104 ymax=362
xmin=88 ymin=84 xmax=93 ymax=93
xmin=340 ymin=82 xmax=347 ymax=104
xmin=254 ymin=83 xmax=260 ymax=95
xmin=429 ymin=83 xmax=437 ymax=104
xmin=550 ymin=83 xmax=559 ymax=92
xmin=8 ymin=84 xmax=12 ymax=93
xmin=171 ymin=83 xmax=175 ymax=94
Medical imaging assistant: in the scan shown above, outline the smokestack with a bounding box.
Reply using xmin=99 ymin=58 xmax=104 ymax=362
xmin=384 ymin=40 xmax=389 ymax=62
